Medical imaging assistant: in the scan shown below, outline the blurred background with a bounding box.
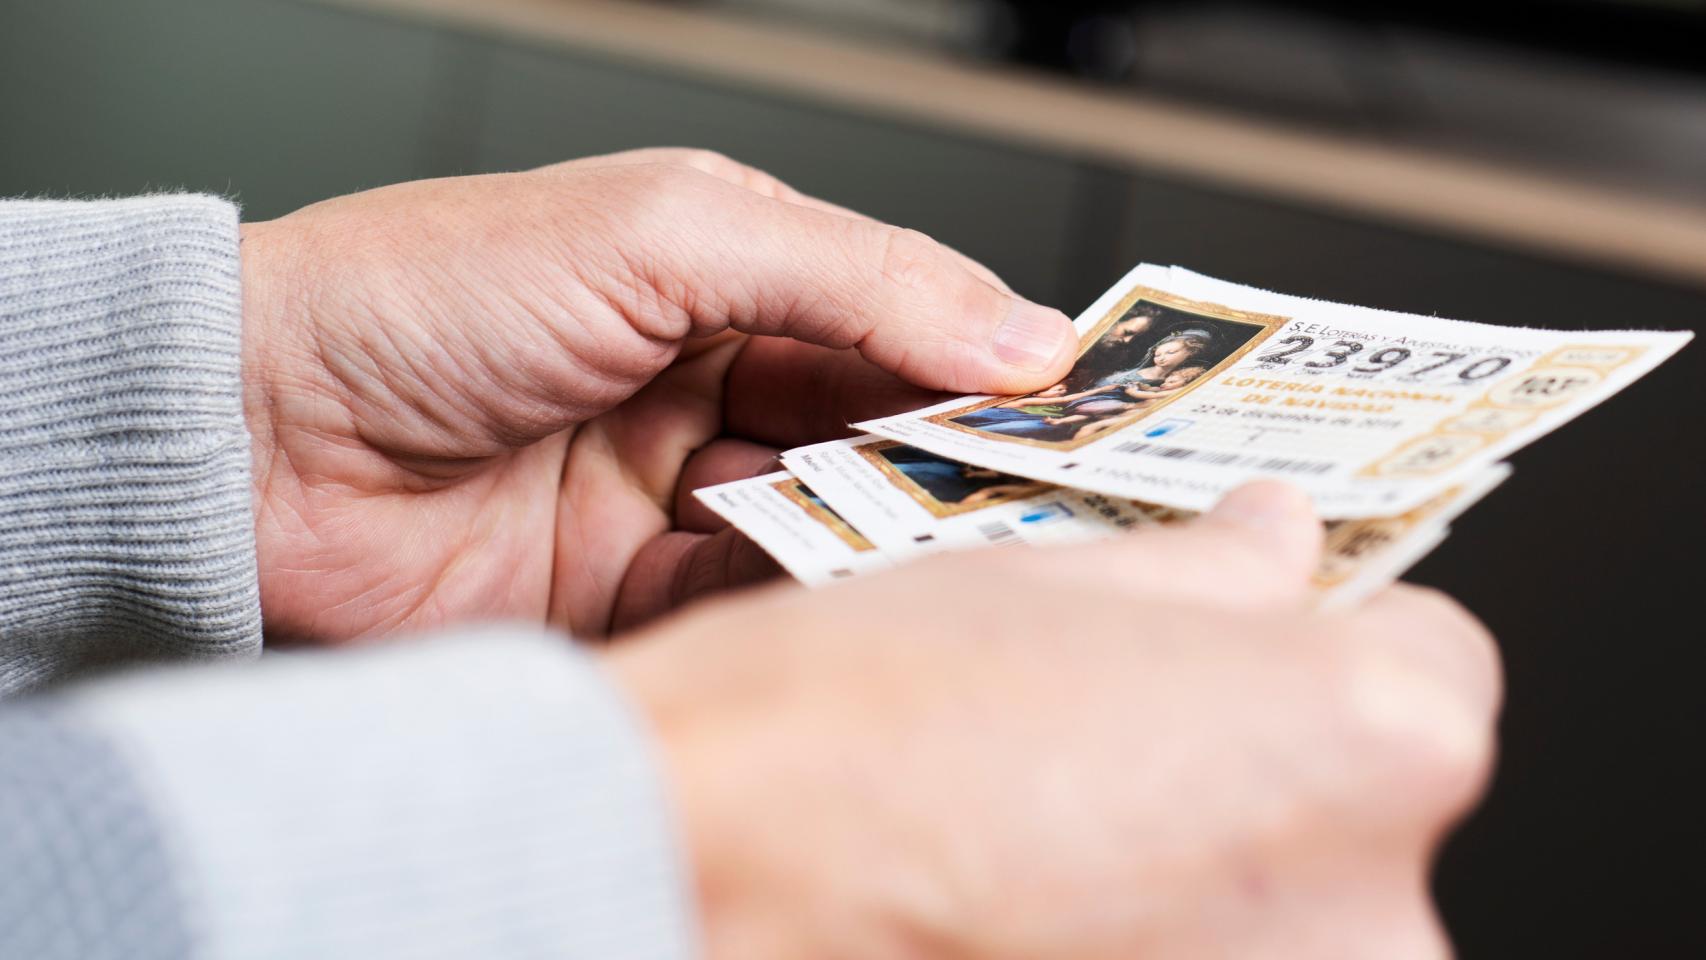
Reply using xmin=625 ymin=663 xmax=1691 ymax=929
xmin=3 ymin=0 xmax=1702 ymax=953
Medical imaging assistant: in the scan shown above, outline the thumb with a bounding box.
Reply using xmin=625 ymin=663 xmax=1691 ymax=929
xmin=653 ymin=174 xmax=1078 ymax=394
xmin=1195 ymin=480 xmax=1325 ymax=585
xmin=1058 ymin=481 xmax=1323 ymax=607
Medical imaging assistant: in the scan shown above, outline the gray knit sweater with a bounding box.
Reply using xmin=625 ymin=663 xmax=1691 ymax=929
xmin=0 ymin=197 xmax=696 ymax=959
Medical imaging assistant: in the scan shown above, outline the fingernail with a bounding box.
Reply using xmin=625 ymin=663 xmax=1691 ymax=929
xmin=992 ymin=301 xmax=1073 ymax=372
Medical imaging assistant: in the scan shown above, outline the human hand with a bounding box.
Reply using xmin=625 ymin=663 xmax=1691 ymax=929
xmin=611 ymin=482 xmax=1500 ymax=959
xmin=238 ymin=149 xmax=1076 ymax=642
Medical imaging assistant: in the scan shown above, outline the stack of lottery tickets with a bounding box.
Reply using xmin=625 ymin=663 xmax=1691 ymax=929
xmin=696 ymin=265 xmax=1691 ymax=606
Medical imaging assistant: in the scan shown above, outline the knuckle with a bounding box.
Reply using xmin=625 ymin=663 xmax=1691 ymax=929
xmin=1390 ymin=586 xmax=1503 ymax=714
xmin=1328 ymin=628 xmax=1497 ymax=806
xmin=1398 ymin=584 xmax=1478 ymax=631
xmin=658 ymin=148 xmax=795 ymax=198
xmin=871 ymin=227 xmax=1003 ymax=356
xmin=666 ymin=147 xmax=739 ymax=175
xmin=877 ymin=226 xmax=949 ymax=299
xmin=1412 ymin=586 xmax=1497 ymax=651
xmin=611 ymin=165 xmax=728 ymax=247
xmin=626 ymin=162 xmax=710 ymax=209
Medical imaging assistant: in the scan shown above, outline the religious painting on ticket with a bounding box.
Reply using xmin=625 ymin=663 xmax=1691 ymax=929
xmin=928 ymin=286 xmax=1286 ymax=450
xmin=855 ymin=441 xmax=1048 ymax=519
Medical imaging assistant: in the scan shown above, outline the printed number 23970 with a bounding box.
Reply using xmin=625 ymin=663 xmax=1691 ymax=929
xmin=1255 ymin=336 xmax=1511 ymax=382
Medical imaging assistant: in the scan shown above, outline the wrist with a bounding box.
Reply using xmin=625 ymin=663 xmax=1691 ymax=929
xmin=237 ymin=220 xmax=290 ymax=519
xmin=238 ymin=217 xmax=326 ymax=640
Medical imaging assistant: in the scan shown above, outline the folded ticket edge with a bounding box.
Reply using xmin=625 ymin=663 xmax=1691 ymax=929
xmin=704 ymin=444 xmax=1506 ymax=605
xmin=783 ymin=431 xmax=1506 ymax=592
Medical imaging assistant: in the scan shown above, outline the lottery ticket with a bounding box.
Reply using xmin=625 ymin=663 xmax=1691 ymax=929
xmin=781 ymin=435 xmax=1141 ymax=560
xmin=1317 ymin=526 xmax=1449 ymax=609
xmin=781 ymin=434 xmax=1506 ymax=601
xmin=855 ymin=264 xmax=1690 ymax=518
xmin=1311 ymin=464 xmax=1509 ymax=605
xmin=692 ymin=471 xmax=891 ymax=586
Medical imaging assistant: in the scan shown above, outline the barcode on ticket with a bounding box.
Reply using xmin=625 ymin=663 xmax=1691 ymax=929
xmin=1111 ymin=441 xmax=1336 ymax=476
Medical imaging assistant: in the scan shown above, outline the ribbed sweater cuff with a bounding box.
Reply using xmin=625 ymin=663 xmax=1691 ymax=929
xmin=30 ymin=630 xmax=698 ymax=960
xmin=0 ymin=196 xmax=261 ymax=695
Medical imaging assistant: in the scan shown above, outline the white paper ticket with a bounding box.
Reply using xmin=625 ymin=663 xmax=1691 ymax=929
xmin=856 ymin=264 xmax=1690 ymax=518
xmin=780 ymin=434 xmax=1506 ymax=602
xmin=693 ymin=472 xmax=891 ymax=586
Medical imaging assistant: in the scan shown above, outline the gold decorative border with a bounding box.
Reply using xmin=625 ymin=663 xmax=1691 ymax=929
xmin=855 ymin=439 xmax=1049 ymax=519
xmin=1359 ymin=342 xmax=1646 ymax=477
xmin=922 ymin=284 xmax=1291 ymax=451
xmin=1359 ymin=432 xmax=1488 ymax=479
xmin=772 ymin=478 xmax=875 ymax=552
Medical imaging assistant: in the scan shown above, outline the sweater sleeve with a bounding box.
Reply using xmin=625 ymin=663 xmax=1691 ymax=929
xmin=0 ymin=196 xmax=261 ymax=696
xmin=0 ymin=198 xmax=699 ymax=957
xmin=0 ymin=627 xmax=699 ymax=960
